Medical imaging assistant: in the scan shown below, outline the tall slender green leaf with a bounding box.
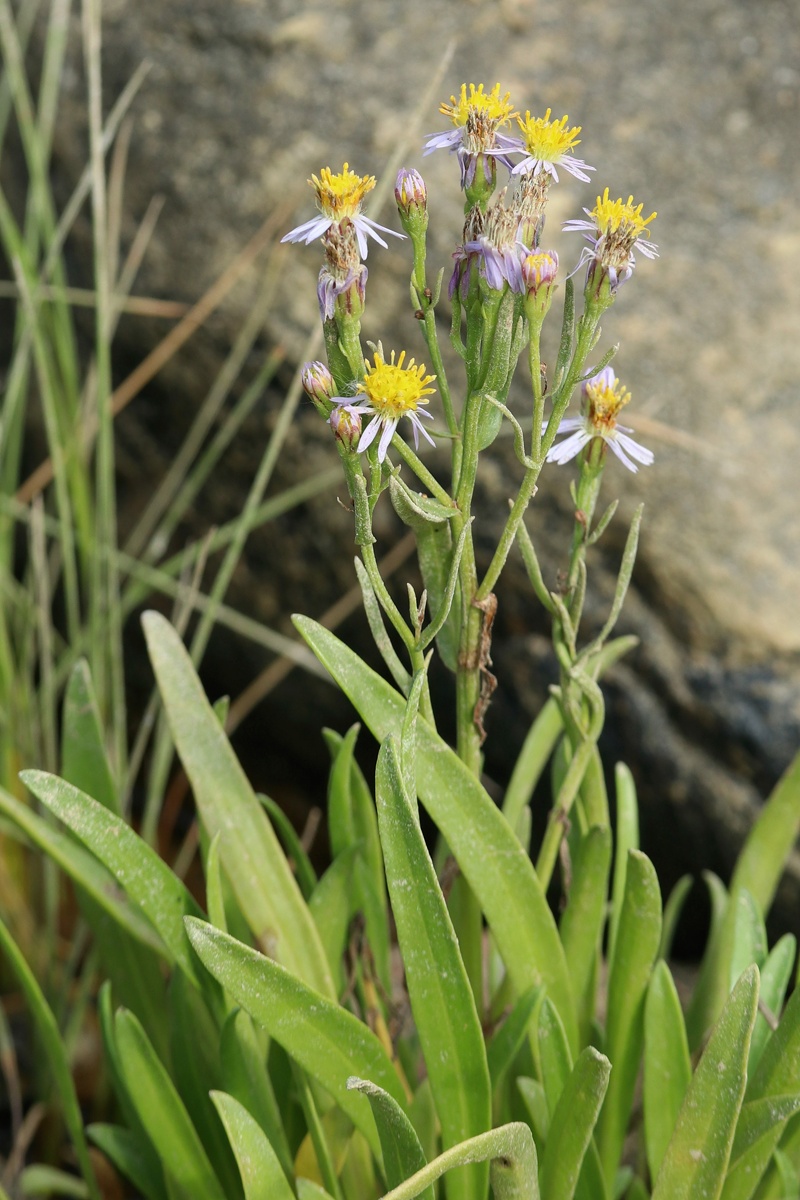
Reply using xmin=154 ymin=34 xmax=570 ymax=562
xmin=219 ymin=1007 xmax=293 ymax=1183
xmin=748 ymin=934 xmax=796 ymax=1075
xmin=168 ymin=971 xmax=242 ymax=1200
xmin=652 ymin=966 xmax=760 ymax=1200
xmin=293 ymin=616 xmax=578 ymax=1050
xmin=644 ymin=960 xmax=692 ymax=1181
xmin=185 ymin=918 xmax=405 ymax=1164
xmin=86 ymin=1124 xmax=168 ymax=1200
xmin=142 ymin=610 xmax=334 ymax=999
xmin=347 ymin=1078 xmax=433 ymax=1200
xmin=20 ymin=770 xmax=207 ymax=991
xmin=607 ymin=762 xmax=639 ymax=973
xmin=61 ymin=658 xmax=119 ymax=814
xmin=722 ymin=1095 xmax=800 ymax=1200
xmin=560 ymin=826 xmax=611 ymax=1041
xmin=113 ymin=1007 xmax=228 ymax=1200
xmin=539 ymin=1047 xmax=611 ymax=1200
xmin=376 ymin=737 xmax=491 ymax=1200
xmin=210 ymin=1092 xmax=294 ymax=1200
xmin=597 ymin=849 xmax=662 ymax=1189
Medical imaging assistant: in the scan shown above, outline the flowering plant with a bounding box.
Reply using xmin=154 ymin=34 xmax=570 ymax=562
xmin=3 ymin=79 xmax=800 ymax=1200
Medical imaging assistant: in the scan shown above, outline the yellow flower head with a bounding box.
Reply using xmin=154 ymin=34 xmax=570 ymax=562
xmin=518 ymin=109 xmax=582 ymax=161
xmin=440 ymin=82 xmax=517 ymax=130
xmin=309 ymin=163 xmax=376 ymax=221
xmin=512 ymin=109 xmax=595 ymax=183
xmin=343 ymin=347 xmax=437 ymax=461
xmin=590 ymin=188 xmax=657 ymax=242
xmin=357 ymin=349 xmax=437 ymax=419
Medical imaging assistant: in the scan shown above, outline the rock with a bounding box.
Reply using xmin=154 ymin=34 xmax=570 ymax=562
xmin=14 ymin=0 xmax=800 ymax=938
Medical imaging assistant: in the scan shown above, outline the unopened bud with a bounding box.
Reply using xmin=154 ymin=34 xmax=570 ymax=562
xmin=329 ymin=402 xmax=362 ymax=451
xmin=301 ymin=361 xmax=335 ymax=413
xmin=395 ymin=168 xmax=429 ymax=237
xmin=522 ymin=249 xmax=559 ymax=321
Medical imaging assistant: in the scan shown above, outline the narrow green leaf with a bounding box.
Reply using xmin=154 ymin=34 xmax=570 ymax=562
xmin=539 ymin=1047 xmax=611 ymax=1200
xmin=487 ymin=986 xmax=542 ymax=1092
xmin=598 ymin=850 xmax=662 ymax=1189
xmin=379 ymin=1124 xmax=540 ymax=1200
xmin=347 ymin=1077 xmax=433 ymax=1200
xmin=748 ymin=934 xmax=796 ymax=1075
xmin=607 ymin=763 xmax=639 ymax=973
xmin=219 ymin=1008 xmax=293 ymax=1184
xmin=81 ymin=893 xmax=170 ymax=1062
xmin=376 ymin=737 xmax=491 ymax=1200
xmin=730 ymin=747 xmax=800 ymax=917
xmin=644 ymin=961 xmax=692 ymax=1181
xmin=20 ymin=770 xmax=206 ymax=990
xmin=258 ymin=794 xmax=318 ymax=901
xmin=308 ymin=845 xmax=360 ymax=988
xmin=689 ymin=749 xmax=800 ymax=1052
xmin=293 ymin=616 xmax=578 ymax=1050
xmin=660 ymin=875 xmax=694 ymax=960
xmin=538 ymin=997 xmax=574 ymax=1116
xmin=323 ymin=728 xmax=385 ymax=903
xmin=652 ymin=965 xmax=760 ymax=1200
xmin=0 ymin=918 xmax=101 ymax=1200
xmin=297 ymin=1183 xmax=336 ymax=1200
xmin=502 ymin=698 xmax=562 ymax=842
xmin=210 ymin=1091 xmax=295 ymax=1200
xmin=142 ymin=610 xmax=334 ymax=998
xmin=772 ymin=1148 xmax=800 ymax=1198
xmin=114 ymin=1007 xmax=227 ymax=1200
xmin=731 ymin=1094 xmax=800 ymax=1163
xmin=185 ymin=918 xmax=406 ymax=1163
xmin=729 ymin=890 xmax=768 ymax=988
xmin=516 ymin=1077 xmax=549 ymax=1146
xmin=17 ymin=1165 xmax=90 ymax=1198
xmin=205 ymin=832 xmax=228 ymax=935
xmin=578 ymin=746 xmax=610 ymax=831
xmin=560 ymin=826 xmax=612 ymax=1041
xmin=87 ymin=1124 xmax=168 ymax=1200
xmin=323 ymin=726 xmax=391 ymax=992
xmin=0 ymin=784 xmax=164 ymax=955
xmin=61 ymin=658 xmax=119 ymax=813
xmin=168 ymin=971 xmax=242 ymax=1200
xmin=685 ymin=872 xmax=731 ymax=1050
xmin=747 ymin=982 xmax=800 ymax=1104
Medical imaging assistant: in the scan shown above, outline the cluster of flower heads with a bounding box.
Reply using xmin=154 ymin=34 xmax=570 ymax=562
xmin=284 ymin=82 xmax=657 ymax=470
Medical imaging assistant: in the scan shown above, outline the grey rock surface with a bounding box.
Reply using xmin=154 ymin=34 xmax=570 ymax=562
xmin=24 ymin=0 xmax=800 ymax=933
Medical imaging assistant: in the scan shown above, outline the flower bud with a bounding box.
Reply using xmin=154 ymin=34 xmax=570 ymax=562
xmin=521 ymin=249 xmax=559 ymax=321
xmin=329 ymin=402 xmax=362 ymax=451
xmin=301 ymin=361 xmax=335 ymax=413
xmin=395 ymin=168 xmax=429 ymax=237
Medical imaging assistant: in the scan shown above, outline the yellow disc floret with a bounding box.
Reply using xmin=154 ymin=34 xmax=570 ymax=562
xmin=309 ymin=163 xmax=376 ymax=220
xmin=440 ymin=83 xmax=517 ymax=129
xmin=584 ymin=372 xmax=632 ymax=432
xmin=357 ymin=350 xmax=437 ymax=419
xmin=590 ymin=188 xmax=657 ymax=240
xmin=517 ymin=109 xmax=582 ymax=161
